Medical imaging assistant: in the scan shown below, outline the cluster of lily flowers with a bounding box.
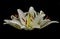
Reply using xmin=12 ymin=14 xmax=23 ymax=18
xmin=4 ymin=6 xmax=59 ymax=30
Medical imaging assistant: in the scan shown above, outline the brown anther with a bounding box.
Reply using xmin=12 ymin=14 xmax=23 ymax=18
xmin=14 ymin=14 xmax=18 ymax=18
xmin=22 ymin=18 xmax=25 ymax=22
xmin=26 ymin=20 xmax=27 ymax=25
xmin=32 ymin=16 xmax=34 ymax=19
xmin=45 ymin=15 xmax=50 ymax=19
xmin=45 ymin=16 xmax=48 ymax=19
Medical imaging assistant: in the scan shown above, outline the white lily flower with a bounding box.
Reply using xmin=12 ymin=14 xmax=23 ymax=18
xmin=4 ymin=6 xmax=59 ymax=30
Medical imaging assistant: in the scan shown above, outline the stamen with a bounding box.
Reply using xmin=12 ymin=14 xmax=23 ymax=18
xmin=22 ymin=18 xmax=25 ymax=22
xmin=45 ymin=16 xmax=49 ymax=19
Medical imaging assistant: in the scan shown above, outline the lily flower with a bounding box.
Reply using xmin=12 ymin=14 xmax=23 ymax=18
xmin=4 ymin=6 xmax=59 ymax=30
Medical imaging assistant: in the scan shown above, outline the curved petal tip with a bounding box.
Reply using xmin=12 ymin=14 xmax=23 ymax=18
xmin=29 ymin=6 xmax=34 ymax=12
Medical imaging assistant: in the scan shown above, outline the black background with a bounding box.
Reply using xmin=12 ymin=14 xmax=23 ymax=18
xmin=0 ymin=0 xmax=60 ymax=32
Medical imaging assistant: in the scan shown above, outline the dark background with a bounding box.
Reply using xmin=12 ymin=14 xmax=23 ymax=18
xmin=0 ymin=0 xmax=60 ymax=32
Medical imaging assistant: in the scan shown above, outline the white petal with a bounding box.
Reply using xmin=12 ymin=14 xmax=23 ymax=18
xmin=3 ymin=23 xmax=7 ymax=24
xmin=4 ymin=20 xmax=11 ymax=24
xmin=11 ymin=15 xmax=17 ymax=19
xmin=32 ymin=13 xmax=45 ymax=24
xmin=40 ymin=19 xmax=59 ymax=29
xmin=4 ymin=20 xmax=20 ymax=29
xmin=4 ymin=19 xmax=22 ymax=27
xmin=40 ymin=10 xmax=44 ymax=14
xmin=29 ymin=6 xmax=34 ymax=12
xmin=30 ymin=16 xmax=41 ymax=28
xmin=21 ymin=25 xmax=26 ymax=29
xmin=17 ymin=9 xmax=24 ymax=18
xmin=50 ymin=21 xmax=59 ymax=23
xmin=40 ymin=10 xmax=45 ymax=17
xmin=20 ymin=18 xmax=26 ymax=25
xmin=30 ymin=23 xmax=40 ymax=28
xmin=29 ymin=6 xmax=37 ymax=17
xmin=17 ymin=9 xmax=26 ymax=25
xmin=40 ymin=19 xmax=50 ymax=25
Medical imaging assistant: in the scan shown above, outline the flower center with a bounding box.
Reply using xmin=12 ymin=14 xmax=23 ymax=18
xmin=26 ymin=13 xmax=34 ymax=27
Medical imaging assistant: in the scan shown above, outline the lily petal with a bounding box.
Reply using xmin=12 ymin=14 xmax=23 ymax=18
xmin=32 ymin=11 xmax=45 ymax=24
xmin=40 ymin=10 xmax=45 ymax=17
xmin=11 ymin=15 xmax=17 ymax=20
xmin=4 ymin=20 xmax=21 ymax=26
xmin=4 ymin=19 xmax=26 ymax=29
xmin=17 ymin=9 xmax=26 ymax=25
xmin=40 ymin=19 xmax=59 ymax=29
xmin=4 ymin=20 xmax=20 ymax=29
xmin=29 ymin=6 xmax=37 ymax=17
xmin=17 ymin=9 xmax=25 ymax=18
